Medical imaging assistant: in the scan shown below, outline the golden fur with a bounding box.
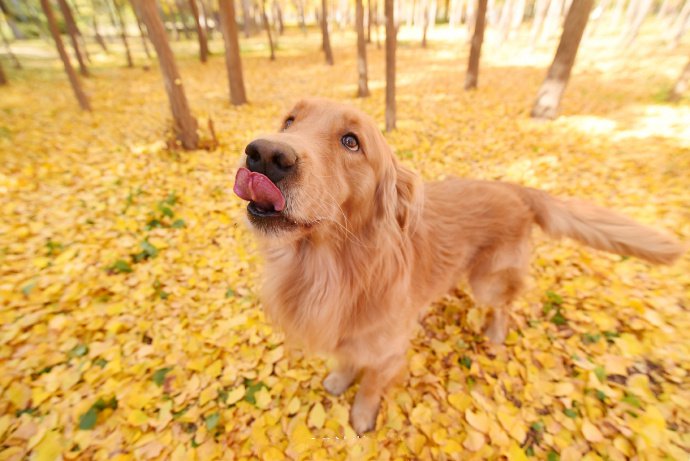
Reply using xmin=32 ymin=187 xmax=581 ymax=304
xmin=239 ymin=98 xmax=684 ymax=434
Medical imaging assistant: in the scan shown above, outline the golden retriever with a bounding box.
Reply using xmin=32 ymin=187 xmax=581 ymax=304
xmin=233 ymin=98 xmax=683 ymax=434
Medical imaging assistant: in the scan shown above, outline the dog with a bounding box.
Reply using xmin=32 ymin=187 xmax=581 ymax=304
xmin=233 ymin=98 xmax=683 ymax=434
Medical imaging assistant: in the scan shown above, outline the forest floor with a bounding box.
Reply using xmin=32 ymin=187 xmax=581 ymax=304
xmin=1 ymin=22 xmax=689 ymax=461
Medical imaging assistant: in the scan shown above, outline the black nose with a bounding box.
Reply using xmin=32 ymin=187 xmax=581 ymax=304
xmin=245 ymin=139 xmax=297 ymax=184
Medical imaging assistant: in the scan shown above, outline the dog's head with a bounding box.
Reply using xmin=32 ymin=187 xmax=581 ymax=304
xmin=234 ymin=98 xmax=420 ymax=242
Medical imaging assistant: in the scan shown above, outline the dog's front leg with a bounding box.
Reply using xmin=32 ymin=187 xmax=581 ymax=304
xmin=323 ymin=362 xmax=358 ymax=396
xmin=350 ymin=353 xmax=405 ymax=434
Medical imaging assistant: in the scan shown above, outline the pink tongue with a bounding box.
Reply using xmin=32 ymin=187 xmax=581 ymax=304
xmin=233 ymin=167 xmax=286 ymax=212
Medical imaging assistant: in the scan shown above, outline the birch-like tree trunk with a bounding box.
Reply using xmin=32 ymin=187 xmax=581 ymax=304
xmin=385 ymin=0 xmax=395 ymax=131
xmin=356 ymin=0 xmax=369 ymax=96
xmin=219 ymin=0 xmax=248 ymax=104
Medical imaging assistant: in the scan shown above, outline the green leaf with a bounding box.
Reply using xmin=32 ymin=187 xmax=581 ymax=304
xmin=525 ymin=446 xmax=535 ymax=456
xmin=546 ymin=291 xmax=563 ymax=305
xmin=595 ymin=389 xmax=606 ymax=401
xmin=594 ymin=365 xmax=606 ymax=383
xmin=152 ymin=367 xmax=172 ymax=386
xmin=69 ymin=344 xmax=89 ymax=358
xmin=140 ymin=240 xmax=158 ymax=258
xmin=244 ymin=380 xmax=267 ymax=405
xmin=146 ymin=219 xmax=162 ymax=230
xmin=564 ymin=408 xmax=578 ymax=419
xmin=205 ymin=412 xmax=220 ymax=431
xmin=21 ymin=281 xmax=36 ymax=296
xmin=622 ymin=393 xmax=641 ymax=408
xmin=172 ymin=406 xmax=189 ymax=419
xmin=547 ymin=451 xmax=560 ymax=461
xmin=158 ymin=204 xmax=174 ymax=218
xmin=531 ymin=421 xmax=544 ymax=432
xmin=459 ymin=356 xmax=472 ymax=369
xmin=551 ymin=309 xmax=567 ymax=326
xmin=581 ymin=333 xmax=601 ymax=344
xmin=163 ymin=192 xmax=178 ymax=206
xmin=225 ymin=288 xmax=235 ymax=298
xmin=94 ymin=358 xmax=108 ymax=368
xmin=109 ymin=260 xmax=132 ymax=274
xmin=171 ymin=219 xmax=186 ymax=229
xmin=78 ymin=407 xmax=98 ymax=430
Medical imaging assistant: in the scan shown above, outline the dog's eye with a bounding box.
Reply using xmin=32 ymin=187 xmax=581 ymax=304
xmin=341 ymin=134 xmax=359 ymax=152
xmin=283 ymin=117 xmax=294 ymax=130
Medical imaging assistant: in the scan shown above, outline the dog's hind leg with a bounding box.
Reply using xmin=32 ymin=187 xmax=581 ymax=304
xmin=468 ymin=242 xmax=529 ymax=344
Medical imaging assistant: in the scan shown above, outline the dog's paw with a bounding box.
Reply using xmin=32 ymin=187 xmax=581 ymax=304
xmin=323 ymin=371 xmax=354 ymax=396
xmin=350 ymin=398 xmax=379 ymax=435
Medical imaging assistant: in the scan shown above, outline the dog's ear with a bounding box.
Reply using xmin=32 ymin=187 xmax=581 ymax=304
xmin=377 ymin=156 xmax=422 ymax=232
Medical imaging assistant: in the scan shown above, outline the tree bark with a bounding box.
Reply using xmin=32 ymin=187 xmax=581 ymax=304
xmin=321 ymin=0 xmax=334 ymax=65
xmin=241 ymin=0 xmax=252 ymax=36
xmin=175 ymin=0 xmax=193 ymax=38
xmin=540 ymin=0 xmax=564 ymax=43
xmin=57 ymin=0 xmax=89 ymax=76
xmin=669 ymin=54 xmax=690 ymax=101
xmin=465 ymin=0 xmax=486 ymax=90
xmin=421 ymin=1 xmax=429 ymax=47
xmin=621 ymin=0 xmax=652 ymax=47
xmin=219 ymin=0 xmax=248 ymax=104
xmin=40 ymin=0 xmax=91 ymax=110
xmin=259 ymin=0 xmax=275 ymax=60
xmin=356 ymin=0 xmax=369 ymax=96
xmin=188 ymin=0 xmax=209 ymax=61
xmin=129 ymin=0 xmax=153 ymax=59
xmin=136 ymin=0 xmax=199 ymax=148
xmin=367 ymin=0 xmax=372 ymax=42
xmin=113 ymin=0 xmax=134 ymax=67
xmin=274 ymin=0 xmax=284 ymax=34
xmin=531 ymin=0 xmax=593 ymax=119
xmin=529 ymin=0 xmax=549 ymax=46
xmin=0 ymin=16 xmax=21 ymax=68
xmin=199 ymin=0 xmax=213 ymax=39
xmin=385 ymin=0 xmax=395 ymax=131
xmin=0 ymin=59 xmax=7 ymax=85
xmin=91 ymin=0 xmax=109 ymax=52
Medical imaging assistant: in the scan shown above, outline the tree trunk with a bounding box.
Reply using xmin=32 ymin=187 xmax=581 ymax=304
xmin=241 ymin=0 xmax=252 ymax=36
xmin=669 ymin=54 xmax=690 ymax=101
xmin=585 ymin=0 xmax=610 ymax=39
xmin=0 ymin=17 xmax=21 ymax=68
xmin=621 ymin=0 xmax=651 ymax=47
xmin=610 ymin=0 xmax=625 ymax=29
xmin=175 ymin=0 xmax=193 ymax=38
xmin=91 ymin=0 xmax=110 ymax=52
xmin=274 ymin=0 xmax=284 ymax=34
xmin=465 ymin=0 xmax=486 ymax=89
xmin=293 ymin=0 xmax=307 ymax=32
xmin=199 ymin=0 xmax=213 ymax=39
xmin=669 ymin=0 xmax=690 ymax=48
xmin=367 ymin=0 xmax=373 ymax=42
xmin=113 ymin=0 xmax=134 ymax=67
xmin=259 ymin=0 xmax=275 ymax=60
xmin=57 ymin=0 xmax=89 ymax=76
xmin=529 ymin=0 xmax=549 ymax=46
xmin=356 ymin=0 xmax=369 ymax=96
xmin=129 ymin=0 xmax=153 ymax=59
xmin=0 ymin=59 xmax=7 ymax=85
xmin=540 ymin=0 xmax=564 ymax=42
xmin=531 ymin=0 xmax=593 ymax=119
xmin=188 ymin=0 xmax=209 ymax=61
xmin=421 ymin=1 xmax=429 ymax=47
xmin=498 ymin=0 xmax=514 ymax=43
xmin=136 ymin=0 xmax=199 ymax=148
xmin=219 ymin=0 xmax=248 ymax=104
xmin=40 ymin=0 xmax=91 ymax=110
xmin=321 ymin=0 xmax=334 ymax=64
xmin=385 ymin=0 xmax=395 ymax=131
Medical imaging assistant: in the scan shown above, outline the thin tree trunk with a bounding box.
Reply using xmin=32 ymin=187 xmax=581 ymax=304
xmin=188 ymin=0 xmax=209 ymax=61
xmin=356 ymin=0 xmax=369 ymax=96
xmin=585 ymin=0 xmax=610 ymax=39
xmin=610 ymin=0 xmax=625 ymax=29
xmin=219 ymin=0 xmax=248 ymax=104
xmin=129 ymin=0 xmax=153 ymax=59
xmin=113 ymin=0 xmax=133 ymax=67
xmin=367 ymin=0 xmax=373 ymax=42
xmin=199 ymin=0 xmax=213 ymax=39
xmin=621 ymin=0 xmax=651 ymax=47
xmin=57 ymin=0 xmax=89 ymax=76
xmin=293 ymin=0 xmax=306 ymax=32
xmin=0 ymin=0 xmax=25 ymax=39
xmin=421 ymin=1 xmax=429 ymax=47
xmin=274 ymin=0 xmax=284 ymax=34
xmin=259 ymin=0 xmax=275 ymax=60
xmin=241 ymin=0 xmax=252 ymax=36
xmin=465 ymin=0 xmax=486 ymax=89
xmin=531 ymin=0 xmax=593 ymax=119
xmin=91 ymin=0 xmax=110 ymax=52
xmin=498 ymin=0 xmax=514 ymax=43
xmin=668 ymin=0 xmax=690 ymax=48
xmin=669 ymin=54 xmax=690 ymax=101
xmin=40 ymin=0 xmax=91 ymax=110
xmin=530 ymin=0 xmax=549 ymax=46
xmin=0 ymin=18 xmax=21 ymax=68
xmin=0 ymin=59 xmax=7 ymax=85
xmin=385 ymin=0 xmax=395 ymax=131
xmin=175 ymin=0 xmax=193 ymax=38
xmin=540 ymin=0 xmax=564 ymax=42
xmin=322 ymin=0 xmax=334 ymax=64
xmin=136 ymin=0 xmax=199 ymax=148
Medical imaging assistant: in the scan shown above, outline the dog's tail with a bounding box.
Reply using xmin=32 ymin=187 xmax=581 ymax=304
xmin=510 ymin=185 xmax=684 ymax=265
